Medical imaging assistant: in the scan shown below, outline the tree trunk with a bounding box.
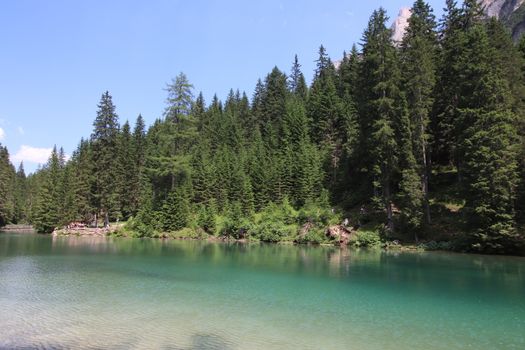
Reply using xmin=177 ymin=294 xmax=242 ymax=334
xmin=384 ymin=180 xmax=394 ymax=233
xmin=421 ymin=124 xmax=432 ymax=225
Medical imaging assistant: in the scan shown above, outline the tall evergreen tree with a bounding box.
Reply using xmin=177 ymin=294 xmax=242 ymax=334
xmin=288 ymin=55 xmax=308 ymax=100
xmin=401 ymin=0 xmax=438 ymax=226
xmin=34 ymin=146 xmax=62 ymax=233
xmin=164 ymin=72 xmax=194 ymax=123
xmin=456 ymin=25 xmax=520 ymax=251
xmin=91 ymin=91 xmax=121 ymax=225
xmin=359 ymin=8 xmax=407 ymax=233
xmin=0 ymin=145 xmax=15 ymax=226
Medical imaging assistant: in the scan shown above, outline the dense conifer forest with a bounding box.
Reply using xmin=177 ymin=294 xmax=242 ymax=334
xmin=1 ymin=0 xmax=524 ymax=254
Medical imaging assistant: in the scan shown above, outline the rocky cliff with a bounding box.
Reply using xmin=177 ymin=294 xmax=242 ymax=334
xmin=389 ymin=1 xmax=525 ymax=42
xmin=481 ymin=0 xmax=525 ymax=19
xmin=481 ymin=0 xmax=525 ymax=40
xmin=391 ymin=7 xmax=412 ymax=45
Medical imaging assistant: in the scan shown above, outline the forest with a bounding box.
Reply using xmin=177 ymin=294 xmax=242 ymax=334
xmin=1 ymin=0 xmax=524 ymax=254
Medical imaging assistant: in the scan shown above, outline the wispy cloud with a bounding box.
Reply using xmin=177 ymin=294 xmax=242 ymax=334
xmin=11 ymin=145 xmax=53 ymax=164
xmin=17 ymin=126 xmax=25 ymax=135
xmin=0 ymin=127 xmax=5 ymax=140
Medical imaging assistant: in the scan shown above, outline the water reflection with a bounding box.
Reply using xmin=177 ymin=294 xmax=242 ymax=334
xmin=3 ymin=234 xmax=524 ymax=302
xmin=1 ymin=233 xmax=525 ymax=350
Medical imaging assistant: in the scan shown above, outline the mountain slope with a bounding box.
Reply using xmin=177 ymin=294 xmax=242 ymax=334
xmin=481 ymin=0 xmax=525 ymax=40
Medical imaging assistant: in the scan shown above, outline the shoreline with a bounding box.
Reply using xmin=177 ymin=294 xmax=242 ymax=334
xmin=3 ymin=223 xmax=520 ymax=257
xmin=48 ymin=226 xmax=462 ymax=255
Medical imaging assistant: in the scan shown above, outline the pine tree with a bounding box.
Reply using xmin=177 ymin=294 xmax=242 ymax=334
xmin=159 ymin=74 xmax=197 ymax=190
xmin=401 ymin=0 xmax=438 ymax=226
xmin=164 ymin=72 xmax=194 ymax=123
xmin=337 ymin=45 xmax=360 ymax=98
xmin=161 ymin=186 xmax=190 ymax=232
xmin=69 ymin=139 xmax=94 ymax=223
xmin=91 ymin=91 xmax=121 ymax=225
xmin=117 ymin=121 xmax=135 ymax=219
xmin=431 ymin=0 xmax=464 ymax=165
xmin=33 ymin=146 xmax=62 ymax=233
xmin=456 ymin=25 xmax=520 ymax=251
xmin=260 ymin=67 xmax=288 ymax=148
xmin=289 ymin=55 xmax=308 ymax=100
xmin=0 ymin=145 xmax=16 ymax=226
xmin=131 ymin=114 xmax=146 ymax=215
xmin=359 ymin=8 xmax=407 ymax=233
xmin=13 ymin=162 xmax=27 ymax=223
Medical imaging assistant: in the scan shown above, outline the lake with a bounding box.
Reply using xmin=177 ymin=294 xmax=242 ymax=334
xmin=0 ymin=233 xmax=524 ymax=349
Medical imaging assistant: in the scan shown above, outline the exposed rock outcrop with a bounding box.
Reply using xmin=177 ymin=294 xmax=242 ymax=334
xmin=52 ymin=225 xmax=120 ymax=237
xmin=481 ymin=0 xmax=525 ymax=19
xmin=391 ymin=7 xmax=411 ymax=46
xmin=481 ymin=0 xmax=525 ymax=40
xmin=326 ymin=225 xmax=355 ymax=246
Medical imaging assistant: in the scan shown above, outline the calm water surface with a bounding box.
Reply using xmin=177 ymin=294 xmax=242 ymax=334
xmin=0 ymin=232 xmax=524 ymax=349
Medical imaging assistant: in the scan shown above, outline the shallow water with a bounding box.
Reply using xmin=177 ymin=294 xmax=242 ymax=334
xmin=0 ymin=233 xmax=524 ymax=349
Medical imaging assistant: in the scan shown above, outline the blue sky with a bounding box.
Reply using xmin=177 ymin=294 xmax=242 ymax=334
xmin=0 ymin=0 xmax=445 ymax=173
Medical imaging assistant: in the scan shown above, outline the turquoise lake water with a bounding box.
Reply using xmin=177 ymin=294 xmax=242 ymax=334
xmin=0 ymin=233 xmax=524 ymax=349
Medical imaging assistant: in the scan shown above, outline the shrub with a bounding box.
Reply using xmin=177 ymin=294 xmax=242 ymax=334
xmin=125 ymin=216 xmax=158 ymax=238
xmin=295 ymin=227 xmax=327 ymax=244
xmin=251 ymin=222 xmax=295 ymax=243
xmin=197 ymin=204 xmax=216 ymax=234
xmin=297 ymin=201 xmax=339 ymax=227
xmin=353 ymin=230 xmax=381 ymax=247
xmin=168 ymin=227 xmax=205 ymax=239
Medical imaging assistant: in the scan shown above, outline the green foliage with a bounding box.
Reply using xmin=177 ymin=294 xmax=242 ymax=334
xmin=91 ymin=91 xmax=122 ymax=222
xmin=7 ymin=4 xmax=524 ymax=255
xmin=0 ymin=145 xmax=16 ymax=226
xmin=353 ymin=229 xmax=382 ymax=248
xmin=33 ymin=147 xmax=62 ymax=233
xmin=197 ymin=203 xmax=216 ymax=234
xmin=251 ymin=221 xmax=295 ymax=243
xmin=161 ymin=187 xmax=190 ymax=232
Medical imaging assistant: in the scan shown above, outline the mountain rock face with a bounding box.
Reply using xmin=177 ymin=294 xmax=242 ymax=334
xmin=481 ymin=0 xmax=525 ymax=18
xmin=388 ymin=1 xmax=525 ymax=42
xmin=391 ymin=7 xmax=411 ymax=45
xmin=480 ymin=0 xmax=525 ymax=40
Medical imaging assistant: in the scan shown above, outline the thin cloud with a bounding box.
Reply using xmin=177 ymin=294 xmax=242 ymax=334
xmin=11 ymin=145 xmax=53 ymax=164
xmin=0 ymin=127 xmax=5 ymax=140
xmin=17 ymin=126 xmax=25 ymax=135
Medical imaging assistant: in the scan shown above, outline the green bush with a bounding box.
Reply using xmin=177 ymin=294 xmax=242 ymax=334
xmin=251 ymin=222 xmax=295 ymax=243
xmin=297 ymin=200 xmax=339 ymax=227
xmin=353 ymin=230 xmax=381 ymax=247
xmin=219 ymin=204 xmax=252 ymax=239
xmin=420 ymin=240 xmax=454 ymax=251
xmin=295 ymin=227 xmax=327 ymax=244
xmin=259 ymin=199 xmax=298 ymax=225
xmin=197 ymin=204 xmax=216 ymax=234
xmin=125 ymin=216 xmax=158 ymax=238
xmin=168 ymin=227 xmax=206 ymax=239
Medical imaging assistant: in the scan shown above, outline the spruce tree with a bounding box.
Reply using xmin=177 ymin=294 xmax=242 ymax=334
xmin=13 ymin=162 xmax=27 ymax=223
xmin=359 ymin=8 xmax=407 ymax=233
xmin=117 ymin=121 xmax=135 ymax=219
xmin=0 ymin=145 xmax=16 ymax=226
xmin=289 ymin=55 xmax=308 ymax=100
xmin=131 ymin=114 xmax=146 ymax=215
xmin=456 ymin=25 xmax=520 ymax=251
xmin=69 ymin=139 xmax=94 ymax=223
xmin=33 ymin=146 xmax=62 ymax=233
xmin=91 ymin=91 xmax=121 ymax=225
xmin=401 ymin=0 xmax=438 ymax=226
